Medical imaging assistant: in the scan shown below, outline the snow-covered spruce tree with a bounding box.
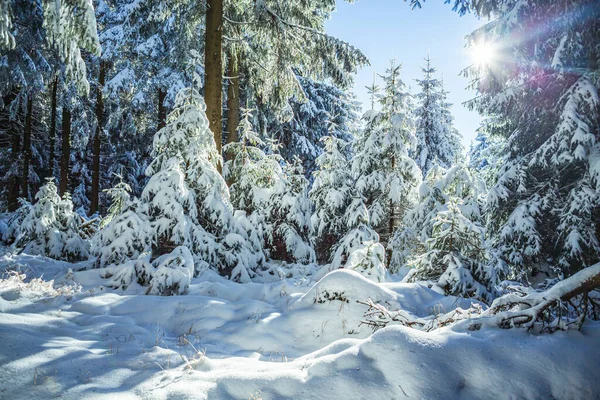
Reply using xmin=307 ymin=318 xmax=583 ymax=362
xmin=468 ymin=122 xmax=506 ymax=187
xmin=460 ymin=0 xmax=600 ymax=278
xmin=95 ymin=85 xmax=263 ymax=291
xmin=11 ymin=179 xmax=90 ymax=261
xmin=352 ymin=61 xmax=421 ymax=249
xmin=413 ymin=55 xmax=463 ymax=176
xmin=91 ymin=178 xmax=150 ymax=269
xmin=310 ymin=135 xmax=354 ymax=263
xmin=408 ymin=198 xmax=498 ymax=302
xmin=263 ymin=158 xmax=315 ymax=264
xmin=95 ymin=0 xmax=203 ymax=210
xmin=267 ymin=76 xmax=361 ymax=176
xmin=389 ymin=163 xmax=489 ymax=274
xmin=223 ymin=107 xmax=282 ymax=215
xmin=329 ymin=192 xmax=381 ymax=280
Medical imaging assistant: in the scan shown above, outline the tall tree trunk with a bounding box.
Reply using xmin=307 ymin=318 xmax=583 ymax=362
xmin=90 ymin=61 xmax=106 ymax=216
xmin=225 ymin=54 xmax=240 ymax=160
xmin=59 ymin=106 xmax=71 ymax=196
xmin=387 ymin=155 xmax=396 ymax=268
xmin=204 ymin=0 xmax=223 ymax=172
xmin=48 ymin=75 xmax=58 ymax=179
xmin=158 ymin=88 xmax=167 ymax=131
xmin=21 ymin=95 xmax=33 ymax=201
xmin=7 ymin=97 xmax=21 ymax=212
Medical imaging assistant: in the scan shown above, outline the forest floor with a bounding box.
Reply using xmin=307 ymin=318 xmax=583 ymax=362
xmin=0 ymin=252 xmax=599 ymax=399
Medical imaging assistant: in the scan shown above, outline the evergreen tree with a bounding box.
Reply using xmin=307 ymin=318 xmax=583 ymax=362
xmin=468 ymin=122 xmax=506 ymax=187
xmin=94 ymin=85 xmax=263 ymax=288
xmin=10 ymin=179 xmax=90 ymax=261
xmin=408 ymin=198 xmax=498 ymax=302
xmin=413 ymin=55 xmax=463 ymax=176
xmin=267 ymin=76 xmax=361 ymax=177
xmin=263 ymin=158 xmax=315 ymax=264
xmin=91 ymin=181 xmax=150 ymax=269
xmin=389 ymin=163 xmax=487 ymax=273
xmin=461 ymin=0 xmax=600 ymax=277
xmin=310 ymin=135 xmax=354 ymax=263
xmin=223 ymin=107 xmax=282 ymax=215
xmin=351 ymin=61 xmax=421 ymax=247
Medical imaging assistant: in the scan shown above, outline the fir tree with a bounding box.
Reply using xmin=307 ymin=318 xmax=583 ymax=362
xmin=351 ymin=61 xmax=421 ymax=247
xmin=462 ymin=0 xmax=600 ymax=277
xmin=11 ymin=179 xmax=90 ymax=261
xmin=413 ymin=55 xmax=463 ymax=176
xmin=263 ymin=158 xmax=315 ymax=264
xmin=408 ymin=198 xmax=498 ymax=302
xmin=310 ymin=135 xmax=354 ymax=263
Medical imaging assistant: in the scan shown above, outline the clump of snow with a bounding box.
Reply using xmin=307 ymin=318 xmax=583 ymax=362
xmin=345 ymin=241 xmax=386 ymax=282
xmin=147 ymin=246 xmax=194 ymax=296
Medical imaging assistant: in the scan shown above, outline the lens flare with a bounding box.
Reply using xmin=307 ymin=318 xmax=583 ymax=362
xmin=471 ymin=41 xmax=496 ymax=66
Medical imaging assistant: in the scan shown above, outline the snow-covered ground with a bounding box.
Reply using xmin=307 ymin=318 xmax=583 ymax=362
xmin=1 ymin=253 xmax=599 ymax=399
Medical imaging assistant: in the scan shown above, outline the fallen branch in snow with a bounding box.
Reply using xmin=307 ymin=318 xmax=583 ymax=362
xmin=486 ymin=262 xmax=600 ymax=332
xmin=358 ymin=299 xmax=483 ymax=332
xmin=359 ymin=263 xmax=600 ymax=333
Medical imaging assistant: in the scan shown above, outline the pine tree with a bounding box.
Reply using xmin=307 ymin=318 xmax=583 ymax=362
xmin=468 ymin=123 xmax=506 ymax=187
xmin=310 ymin=135 xmax=354 ymax=263
xmin=267 ymin=76 xmax=361 ymax=177
xmin=351 ymin=61 xmax=421 ymax=247
xmin=92 ymin=180 xmax=150 ymax=269
xmin=461 ymin=0 xmax=600 ymax=278
xmin=413 ymin=55 xmax=463 ymax=176
xmin=94 ymin=85 xmax=263 ymax=289
xmin=389 ymin=163 xmax=491 ymax=275
xmin=263 ymin=158 xmax=315 ymax=264
xmin=223 ymin=107 xmax=282 ymax=215
xmin=408 ymin=198 xmax=498 ymax=302
xmin=10 ymin=179 xmax=90 ymax=261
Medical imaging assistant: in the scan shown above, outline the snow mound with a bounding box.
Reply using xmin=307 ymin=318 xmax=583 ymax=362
xmin=294 ymin=269 xmax=399 ymax=309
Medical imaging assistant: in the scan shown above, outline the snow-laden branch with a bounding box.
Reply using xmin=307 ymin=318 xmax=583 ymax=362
xmin=360 ymin=263 xmax=600 ymax=333
xmin=487 ymin=262 xmax=600 ymax=330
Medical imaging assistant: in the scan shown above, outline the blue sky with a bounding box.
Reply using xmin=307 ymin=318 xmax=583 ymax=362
xmin=325 ymin=0 xmax=486 ymax=149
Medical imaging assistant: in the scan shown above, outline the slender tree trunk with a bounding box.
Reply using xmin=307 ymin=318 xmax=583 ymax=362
xmin=204 ymin=0 xmax=223 ymax=172
xmin=158 ymin=88 xmax=167 ymax=131
xmin=7 ymin=97 xmax=21 ymax=211
xmin=90 ymin=61 xmax=106 ymax=216
xmin=225 ymin=54 xmax=240 ymax=160
xmin=59 ymin=106 xmax=71 ymax=196
xmin=48 ymin=75 xmax=58 ymax=179
xmin=387 ymin=155 xmax=396 ymax=268
xmin=21 ymin=95 xmax=33 ymax=200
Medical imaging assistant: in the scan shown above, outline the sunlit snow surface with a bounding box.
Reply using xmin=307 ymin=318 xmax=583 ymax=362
xmin=0 ymin=252 xmax=599 ymax=399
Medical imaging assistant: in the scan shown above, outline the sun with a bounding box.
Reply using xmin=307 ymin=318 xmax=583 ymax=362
xmin=471 ymin=41 xmax=497 ymax=66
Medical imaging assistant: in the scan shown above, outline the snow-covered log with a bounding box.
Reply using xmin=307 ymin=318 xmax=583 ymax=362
xmin=487 ymin=262 xmax=600 ymax=331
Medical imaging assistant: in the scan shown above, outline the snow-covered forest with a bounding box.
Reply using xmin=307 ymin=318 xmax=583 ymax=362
xmin=1 ymin=0 xmax=599 ymax=398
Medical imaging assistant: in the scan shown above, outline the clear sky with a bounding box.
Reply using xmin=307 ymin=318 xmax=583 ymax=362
xmin=325 ymin=0 xmax=486 ymax=150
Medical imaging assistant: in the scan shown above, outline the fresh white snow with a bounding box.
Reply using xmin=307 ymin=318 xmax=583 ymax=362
xmin=1 ymin=252 xmax=599 ymax=399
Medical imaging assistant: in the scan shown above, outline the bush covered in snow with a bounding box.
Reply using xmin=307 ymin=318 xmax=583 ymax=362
xmin=9 ymin=180 xmax=90 ymax=261
xmin=407 ymin=199 xmax=499 ymax=302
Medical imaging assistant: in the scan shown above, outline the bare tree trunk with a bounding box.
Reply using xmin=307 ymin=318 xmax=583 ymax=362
xmin=59 ymin=106 xmax=71 ymax=196
xmin=21 ymin=95 xmax=33 ymax=200
xmin=225 ymin=54 xmax=240 ymax=161
xmin=90 ymin=61 xmax=106 ymax=216
xmin=7 ymin=95 xmax=21 ymax=211
xmin=204 ymin=0 xmax=223 ymax=172
xmin=386 ymin=155 xmax=396 ymax=268
xmin=158 ymin=88 xmax=167 ymax=131
xmin=48 ymin=75 xmax=58 ymax=179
